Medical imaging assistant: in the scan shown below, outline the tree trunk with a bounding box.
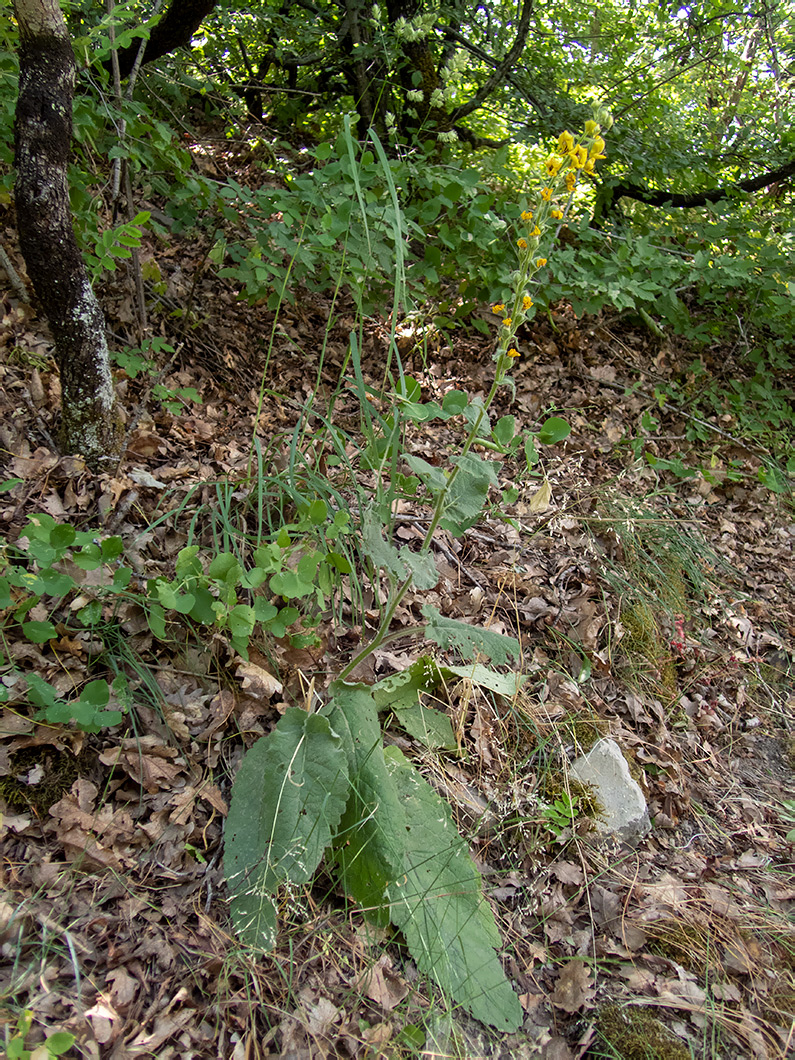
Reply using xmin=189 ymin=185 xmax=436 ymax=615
xmin=112 ymin=0 xmax=218 ymax=79
xmin=14 ymin=0 xmax=123 ymax=473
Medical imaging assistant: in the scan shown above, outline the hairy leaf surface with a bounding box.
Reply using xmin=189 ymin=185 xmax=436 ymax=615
xmin=384 ymin=746 xmax=522 ymax=1032
xmin=224 ymin=709 xmax=349 ymax=951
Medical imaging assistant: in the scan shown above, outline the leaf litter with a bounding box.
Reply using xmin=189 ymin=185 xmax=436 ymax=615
xmin=0 ymin=221 xmax=793 ymax=1058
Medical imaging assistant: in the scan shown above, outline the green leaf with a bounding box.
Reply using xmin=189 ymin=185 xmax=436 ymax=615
xmin=440 ymin=453 xmax=499 ymax=536
xmin=362 ymin=508 xmax=438 ymax=590
xmin=22 ymin=619 xmax=57 ymax=644
xmin=385 ymin=746 xmax=522 ymax=1032
xmin=537 ymin=416 xmax=571 ymax=445
xmin=208 ymin=551 xmax=243 ymax=582
xmin=270 ymin=569 xmax=316 ymax=599
xmin=189 ymin=586 xmax=216 ymax=623
xmin=403 ymin=454 xmax=447 ymax=492
xmin=492 ymin=415 xmax=517 ymax=447
xmin=224 ymin=709 xmax=349 ymax=951
xmin=439 ymin=664 xmax=525 ymax=698
xmin=229 ymin=603 xmax=256 ymax=639
xmin=324 ymin=683 xmax=406 ymax=919
xmin=46 ymin=1031 xmax=77 ymax=1055
xmin=372 ymin=662 xmax=457 ymax=750
xmin=422 ymin=606 xmax=521 ymax=665
xmin=441 ymin=390 xmax=469 ymax=416
xmin=147 ymin=603 xmax=167 ymax=639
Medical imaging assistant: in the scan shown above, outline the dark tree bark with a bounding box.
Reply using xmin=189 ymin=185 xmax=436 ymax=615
xmin=599 ymin=156 xmax=795 ymax=214
xmin=14 ymin=0 xmax=123 ymax=472
xmin=113 ymin=0 xmax=217 ymax=79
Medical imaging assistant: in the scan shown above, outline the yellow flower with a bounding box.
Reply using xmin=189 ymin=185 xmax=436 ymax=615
xmin=584 ymin=159 xmax=596 ymax=175
xmin=567 ymin=145 xmax=587 ymax=169
xmin=492 ymin=303 xmax=505 ymax=313
xmin=531 ymin=225 xmax=541 ymax=237
xmin=585 ymin=119 xmax=599 ymax=136
xmin=522 ymin=295 xmax=533 ymax=309
xmin=565 ymin=171 xmax=577 ymax=191
xmin=520 ymin=210 xmax=533 ymax=221
xmin=536 ymin=257 xmax=547 ymax=267
xmin=545 ymin=156 xmax=562 ymax=178
xmin=551 ymin=208 xmax=564 ymax=219
xmin=507 ymin=347 xmax=520 ymax=358
xmin=589 ymin=135 xmax=606 ymax=159
xmin=541 ymin=187 xmax=553 ymax=201
xmin=558 ymin=130 xmax=575 ymax=153
xmin=502 ymin=317 xmax=513 ymax=328
xmin=517 ymin=237 xmax=528 ymax=249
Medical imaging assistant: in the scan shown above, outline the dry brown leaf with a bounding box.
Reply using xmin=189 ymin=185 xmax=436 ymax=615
xmin=356 ymin=955 xmax=409 ymax=1011
xmin=550 ymin=960 xmax=595 ymax=1012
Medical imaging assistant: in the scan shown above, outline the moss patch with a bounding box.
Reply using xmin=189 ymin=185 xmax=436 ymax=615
xmin=0 ymin=745 xmax=86 ymax=813
xmin=593 ymin=1003 xmax=691 ymax=1059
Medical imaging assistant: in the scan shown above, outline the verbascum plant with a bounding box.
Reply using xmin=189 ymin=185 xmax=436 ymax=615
xmin=224 ymin=113 xmax=613 ymax=1036
xmin=492 ymin=107 xmax=612 ymax=370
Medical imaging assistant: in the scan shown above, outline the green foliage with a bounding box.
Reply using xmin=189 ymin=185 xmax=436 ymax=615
xmin=224 ymin=684 xmax=522 ymax=1032
xmin=383 ymin=743 xmax=523 ymax=1032
xmin=4 ymin=1010 xmax=75 ymax=1060
xmin=0 ymin=513 xmax=131 ymax=731
xmin=83 ymin=210 xmax=150 ymax=280
xmin=540 ymin=791 xmax=582 ymax=837
xmin=111 ymin=337 xmax=203 ymax=415
xmin=224 ymin=708 xmax=350 ymax=951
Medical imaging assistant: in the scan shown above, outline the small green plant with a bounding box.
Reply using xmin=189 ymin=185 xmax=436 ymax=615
xmin=83 ymin=211 xmax=150 ymax=281
xmin=111 ymin=338 xmax=202 ymax=415
xmin=540 ymin=790 xmax=582 ymax=837
xmin=4 ymin=1010 xmax=75 ymax=1060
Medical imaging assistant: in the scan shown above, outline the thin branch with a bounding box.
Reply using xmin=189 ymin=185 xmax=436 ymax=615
xmin=448 ymin=0 xmax=534 ymax=123
xmin=0 ymin=240 xmax=30 ymax=303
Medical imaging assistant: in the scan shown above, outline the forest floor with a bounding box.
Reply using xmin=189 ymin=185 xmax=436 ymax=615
xmin=0 ymin=165 xmax=794 ymax=1060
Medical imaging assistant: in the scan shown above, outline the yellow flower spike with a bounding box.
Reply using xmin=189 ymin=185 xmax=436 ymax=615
xmin=541 ymin=187 xmax=553 ymax=201
xmin=522 ymin=295 xmax=533 ymax=310
xmin=558 ymin=130 xmax=575 ymax=153
xmin=536 ymin=257 xmax=547 ymax=268
xmin=520 ymin=210 xmax=533 ymax=221
xmin=507 ymin=347 xmax=520 ymax=358
xmin=517 ymin=237 xmax=528 ymax=250
xmin=491 ymin=303 xmax=505 ymax=313
xmin=502 ymin=318 xmax=513 ymax=328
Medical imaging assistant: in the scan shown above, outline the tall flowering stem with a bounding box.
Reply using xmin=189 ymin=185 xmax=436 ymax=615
xmin=337 ymin=110 xmax=611 ymax=682
xmin=492 ymin=108 xmax=612 ymax=371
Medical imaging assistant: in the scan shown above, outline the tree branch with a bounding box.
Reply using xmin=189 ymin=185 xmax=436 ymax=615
xmin=113 ymin=0 xmax=218 ymax=79
xmin=448 ymin=0 xmax=534 ymax=123
xmin=607 ymin=156 xmax=795 ymax=210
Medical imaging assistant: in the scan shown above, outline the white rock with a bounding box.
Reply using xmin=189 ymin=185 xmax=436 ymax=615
xmin=570 ymin=738 xmax=650 ymax=845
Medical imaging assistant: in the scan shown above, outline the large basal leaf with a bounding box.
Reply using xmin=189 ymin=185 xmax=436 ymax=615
xmin=384 ymin=746 xmax=523 ymax=1032
xmin=422 ymin=605 xmax=521 ymax=666
xmin=224 ymin=709 xmax=349 ymax=951
xmin=325 ymin=683 xmax=406 ymax=919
